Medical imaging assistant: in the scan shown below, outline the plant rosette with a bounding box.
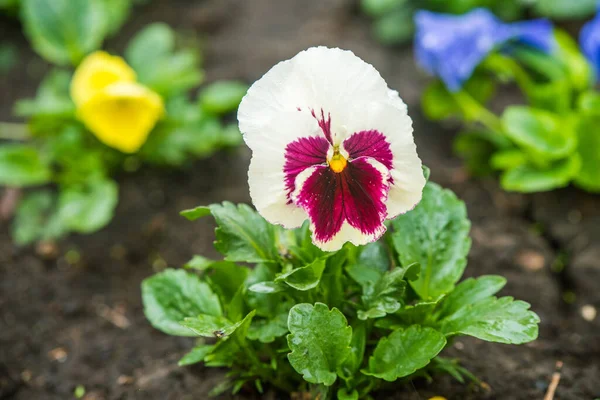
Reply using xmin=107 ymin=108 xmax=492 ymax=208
xmin=417 ymin=8 xmax=600 ymax=194
xmin=0 ymin=22 xmax=248 ymax=246
xmin=142 ymin=47 xmax=539 ymax=399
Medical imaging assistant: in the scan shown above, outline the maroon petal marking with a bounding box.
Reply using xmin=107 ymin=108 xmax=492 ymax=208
xmin=284 ymin=136 xmax=329 ymax=203
xmin=311 ymin=109 xmax=333 ymax=143
xmin=343 ymin=130 xmax=393 ymax=170
xmin=294 ymin=158 xmax=389 ymax=244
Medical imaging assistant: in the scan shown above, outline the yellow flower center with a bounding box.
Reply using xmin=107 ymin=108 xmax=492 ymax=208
xmin=329 ymin=151 xmax=348 ymax=173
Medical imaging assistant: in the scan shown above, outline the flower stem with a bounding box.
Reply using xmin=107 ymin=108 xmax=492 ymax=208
xmin=452 ymin=91 xmax=504 ymax=133
xmin=0 ymin=122 xmax=30 ymax=141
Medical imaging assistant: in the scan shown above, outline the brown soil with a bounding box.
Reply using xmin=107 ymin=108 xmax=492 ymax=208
xmin=1 ymin=1 xmax=599 ymax=399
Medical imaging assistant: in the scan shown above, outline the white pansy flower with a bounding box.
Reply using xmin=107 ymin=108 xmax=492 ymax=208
xmin=238 ymin=47 xmax=425 ymax=251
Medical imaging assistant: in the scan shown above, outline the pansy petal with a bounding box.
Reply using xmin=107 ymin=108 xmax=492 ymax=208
xmin=238 ymin=47 xmax=391 ymax=146
xmin=77 ymin=82 xmax=164 ymax=153
xmin=293 ymin=158 xmax=390 ymax=251
xmin=580 ymin=13 xmax=600 ymax=80
xmin=415 ymin=8 xmax=554 ymax=91
xmin=247 ymin=111 xmax=319 ymax=229
xmin=71 ymin=51 xmax=137 ymax=107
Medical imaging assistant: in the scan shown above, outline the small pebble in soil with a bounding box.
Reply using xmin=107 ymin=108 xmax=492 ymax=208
xmin=515 ymin=250 xmax=545 ymax=271
xmin=47 ymin=347 xmax=68 ymax=363
xmin=117 ymin=375 xmax=134 ymax=385
xmin=581 ymin=304 xmax=597 ymax=322
xmin=453 ymin=341 xmax=465 ymax=350
xmin=20 ymin=369 xmax=32 ymax=382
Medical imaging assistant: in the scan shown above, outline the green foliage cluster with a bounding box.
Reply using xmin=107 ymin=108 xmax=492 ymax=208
xmin=422 ymin=31 xmax=600 ymax=193
xmin=0 ymin=17 xmax=247 ymax=245
xmin=142 ymin=182 xmax=539 ymax=399
xmin=361 ymin=0 xmax=597 ymax=45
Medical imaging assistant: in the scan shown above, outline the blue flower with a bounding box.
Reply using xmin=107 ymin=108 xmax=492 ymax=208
xmin=415 ymin=8 xmax=555 ymax=92
xmin=580 ymin=12 xmax=600 ymax=81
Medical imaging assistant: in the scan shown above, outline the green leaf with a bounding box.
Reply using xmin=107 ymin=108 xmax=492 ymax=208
xmin=438 ymin=296 xmax=540 ymax=344
xmin=56 ymin=178 xmax=118 ymax=234
xmin=247 ymin=281 xmax=286 ymax=294
xmin=247 ymin=310 xmax=289 ymax=343
xmin=125 ymin=23 xmax=203 ymax=97
xmin=500 ymin=155 xmax=581 ymax=193
xmin=574 ymin=115 xmax=600 ymax=192
xmin=287 ymin=303 xmax=352 ymax=386
xmin=361 ymin=0 xmax=404 ymax=17
xmin=203 ymin=311 xmax=256 ymax=367
xmin=357 ymin=241 xmax=390 ymax=274
xmin=553 ymin=30 xmax=594 ymax=91
xmin=436 ymin=276 xmax=506 ymax=320
xmin=275 ymin=258 xmax=327 ymax=291
xmin=14 ymin=69 xmax=74 ymax=118
xmin=0 ymin=145 xmax=51 ymax=187
xmin=339 ymin=322 xmax=366 ymax=381
xmin=372 ymin=6 xmax=415 ymax=45
xmin=358 ymin=266 xmax=411 ymax=320
xmin=142 ymin=269 xmax=222 ymax=336
xmin=337 ymin=388 xmax=359 ymax=400
xmin=207 ymin=261 xmax=249 ymax=304
xmin=21 ymin=0 xmax=106 ymax=65
xmin=180 ymin=205 xmax=211 ymax=221
xmin=208 ymin=202 xmax=280 ymax=263
xmin=532 ymin=0 xmax=596 ymax=19
xmin=178 ymin=344 xmax=215 ymax=366
xmin=490 ymin=149 xmax=528 ymax=171
xmin=363 ymin=325 xmax=446 ymax=381
xmin=184 ymin=255 xmax=215 ymax=271
xmin=501 ymin=106 xmax=576 ymax=162
xmin=99 ymin=0 xmax=131 ymax=37
xmin=454 ymin=131 xmax=510 ymax=176
xmin=391 ymin=182 xmax=471 ymax=299
xmin=12 ymin=190 xmax=66 ymax=245
xmin=181 ymin=313 xmax=250 ymax=338
xmin=199 ymin=80 xmax=248 ymax=115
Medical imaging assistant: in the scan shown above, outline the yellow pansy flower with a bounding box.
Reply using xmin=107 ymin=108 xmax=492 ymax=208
xmin=77 ymin=82 xmax=164 ymax=153
xmin=71 ymin=51 xmax=165 ymax=153
xmin=71 ymin=51 xmax=137 ymax=107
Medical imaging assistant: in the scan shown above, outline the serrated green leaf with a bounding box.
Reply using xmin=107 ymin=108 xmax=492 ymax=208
xmin=203 ymin=311 xmax=256 ymax=367
xmin=178 ymin=344 xmax=215 ymax=366
xmin=142 ymin=269 xmax=222 ymax=336
xmin=0 ymin=144 xmax=51 ymax=187
xmin=436 ymin=276 xmax=506 ymax=320
xmin=245 ymin=263 xmax=285 ymax=317
xmin=199 ymin=80 xmax=248 ymax=115
xmin=56 ymin=178 xmax=118 ymax=234
xmin=358 ymin=266 xmax=409 ymax=320
xmin=275 ymin=258 xmax=326 ymax=291
xmin=247 ymin=310 xmax=289 ymax=343
xmin=21 ymin=0 xmax=106 ymax=65
xmin=438 ymin=295 xmax=540 ymax=344
xmin=501 ymin=106 xmax=576 ymax=162
xmin=125 ymin=23 xmax=203 ymax=97
xmin=500 ymin=155 xmax=581 ymax=193
xmin=396 ymin=296 xmax=444 ymax=326
xmin=392 ymin=182 xmax=471 ymax=299
xmin=363 ymin=325 xmax=446 ymax=381
xmin=287 ymin=303 xmax=352 ymax=386
xmin=180 ymin=205 xmax=210 ymax=221
xmin=209 ymin=202 xmax=280 ymax=263
xmin=181 ymin=314 xmax=246 ymax=338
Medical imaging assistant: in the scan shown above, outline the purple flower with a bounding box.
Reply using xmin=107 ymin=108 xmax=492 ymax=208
xmin=415 ymin=8 xmax=555 ymax=92
xmin=580 ymin=12 xmax=600 ymax=81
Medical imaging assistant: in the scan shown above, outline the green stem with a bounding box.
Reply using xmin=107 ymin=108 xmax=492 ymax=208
xmin=452 ymin=91 xmax=503 ymax=133
xmin=0 ymin=122 xmax=30 ymax=141
xmin=236 ymin=338 xmax=296 ymax=393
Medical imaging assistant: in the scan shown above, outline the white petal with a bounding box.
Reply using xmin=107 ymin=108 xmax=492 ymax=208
xmin=347 ymin=97 xmax=425 ymax=218
xmin=312 ymin=221 xmax=387 ymax=252
xmin=247 ymin=112 xmax=317 ymax=228
xmin=238 ymin=46 xmax=391 ymax=146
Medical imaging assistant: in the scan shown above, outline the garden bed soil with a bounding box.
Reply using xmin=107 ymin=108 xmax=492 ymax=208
xmin=1 ymin=1 xmax=599 ymax=399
